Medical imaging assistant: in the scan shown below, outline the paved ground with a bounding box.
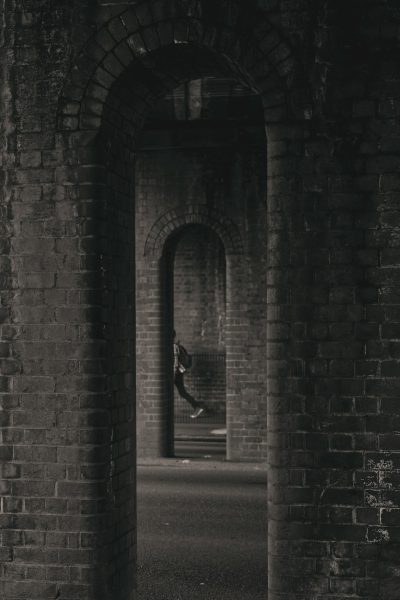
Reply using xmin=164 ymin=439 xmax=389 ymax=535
xmin=137 ymin=462 xmax=268 ymax=600
xmin=174 ymin=421 xmax=226 ymax=460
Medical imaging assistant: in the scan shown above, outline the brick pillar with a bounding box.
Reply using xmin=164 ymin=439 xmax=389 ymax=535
xmin=103 ymin=141 xmax=136 ymax=599
xmin=266 ymin=95 xmax=400 ymax=595
xmin=0 ymin=115 xmax=136 ymax=599
xmin=267 ymin=120 xmax=365 ymax=598
xmin=226 ymin=254 xmax=254 ymax=461
xmin=226 ymin=252 xmax=268 ymax=460
xmin=136 ymin=256 xmax=173 ymax=459
xmin=225 ymin=255 xmax=242 ymax=460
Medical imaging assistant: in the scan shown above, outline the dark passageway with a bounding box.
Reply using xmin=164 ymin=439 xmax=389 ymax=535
xmin=3 ymin=2 xmax=400 ymax=600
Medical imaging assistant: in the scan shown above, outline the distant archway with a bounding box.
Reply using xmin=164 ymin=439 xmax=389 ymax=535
xmin=144 ymin=206 xmax=243 ymax=259
xmin=163 ymin=224 xmax=227 ymax=458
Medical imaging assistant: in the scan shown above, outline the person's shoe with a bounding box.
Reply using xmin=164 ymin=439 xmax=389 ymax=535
xmin=190 ymin=407 xmax=204 ymax=419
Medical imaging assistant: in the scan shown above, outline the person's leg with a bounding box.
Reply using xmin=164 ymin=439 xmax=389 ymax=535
xmin=174 ymin=371 xmax=198 ymax=409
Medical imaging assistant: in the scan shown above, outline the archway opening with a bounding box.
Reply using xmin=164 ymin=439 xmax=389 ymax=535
xmin=135 ymin=73 xmax=268 ymax=462
xmin=166 ymin=224 xmax=227 ymax=459
xmin=134 ymin=66 xmax=269 ymax=590
xmin=56 ymin=5 xmax=295 ymax=590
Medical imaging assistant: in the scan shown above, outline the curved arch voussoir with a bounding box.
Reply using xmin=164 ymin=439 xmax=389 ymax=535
xmin=58 ymin=0 xmax=300 ymax=131
xmin=144 ymin=206 xmax=244 ymax=259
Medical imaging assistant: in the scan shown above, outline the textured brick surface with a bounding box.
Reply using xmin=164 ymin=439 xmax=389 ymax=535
xmin=173 ymin=227 xmax=226 ymax=354
xmin=0 ymin=1 xmax=399 ymax=600
xmin=135 ymin=145 xmax=268 ymax=461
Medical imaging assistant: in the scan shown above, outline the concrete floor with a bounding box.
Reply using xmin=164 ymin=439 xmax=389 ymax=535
xmin=137 ymin=462 xmax=268 ymax=600
xmin=174 ymin=422 xmax=226 ymax=460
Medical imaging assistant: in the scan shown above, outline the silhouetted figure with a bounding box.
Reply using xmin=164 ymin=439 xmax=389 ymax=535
xmin=173 ymin=330 xmax=205 ymax=419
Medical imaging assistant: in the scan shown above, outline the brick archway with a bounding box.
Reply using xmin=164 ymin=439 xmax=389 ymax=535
xmin=53 ymin=3 xmax=306 ymax=600
xmin=144 ymin=205 xmax=243 ymax=259
xmin=3 ymin=3 xmax=399 ymax=600
xmin=57 ymin=0 xmax=301 ymax=133
xmin=138 ymin=204 xmax=247 ymax=465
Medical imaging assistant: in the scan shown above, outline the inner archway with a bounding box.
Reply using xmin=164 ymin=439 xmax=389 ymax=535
xmin=169 ymin=224 xmax=227 ymax=459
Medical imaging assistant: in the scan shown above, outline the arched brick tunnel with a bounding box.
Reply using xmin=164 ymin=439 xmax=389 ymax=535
xmin=0 ymin=1 xmax=399 ymax=599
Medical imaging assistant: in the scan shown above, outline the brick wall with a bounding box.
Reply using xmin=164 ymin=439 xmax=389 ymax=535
xmin=0 ymin=1 xmax=399 ymax=600
xmin=173 ymin=225 xmax=226 ymax=353
xmin=0 ymin=3 xmax=137 ymax=598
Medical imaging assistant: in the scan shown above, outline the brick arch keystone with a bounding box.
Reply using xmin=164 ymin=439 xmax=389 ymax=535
xmin=144 ymin=205 xmax=244 ymax=258
xmin=57 ymin=0 xmax=302 ymax=132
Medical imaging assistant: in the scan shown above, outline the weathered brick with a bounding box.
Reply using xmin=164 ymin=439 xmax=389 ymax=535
xmin=1 ymin=3 xmax=400 ymax=600
xmin=19 ymin=150 xmax=41 ymax=168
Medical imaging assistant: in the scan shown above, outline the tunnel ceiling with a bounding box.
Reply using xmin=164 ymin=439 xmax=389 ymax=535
xmin=137 ymin=76 xmax=266 ymax=149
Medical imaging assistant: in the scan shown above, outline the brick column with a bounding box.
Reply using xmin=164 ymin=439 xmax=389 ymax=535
xmin=226 ymin=253 xmax=268 ymax=461
xmin=0 ymin=117 xmax=136 ymax=599
xmin=103 ymin=141 xmax=136 ymax=599
xmin=266 ymin=92 xmax=400 ymax=596
xmin=136 ymin=256 xmax=173 ymax=459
